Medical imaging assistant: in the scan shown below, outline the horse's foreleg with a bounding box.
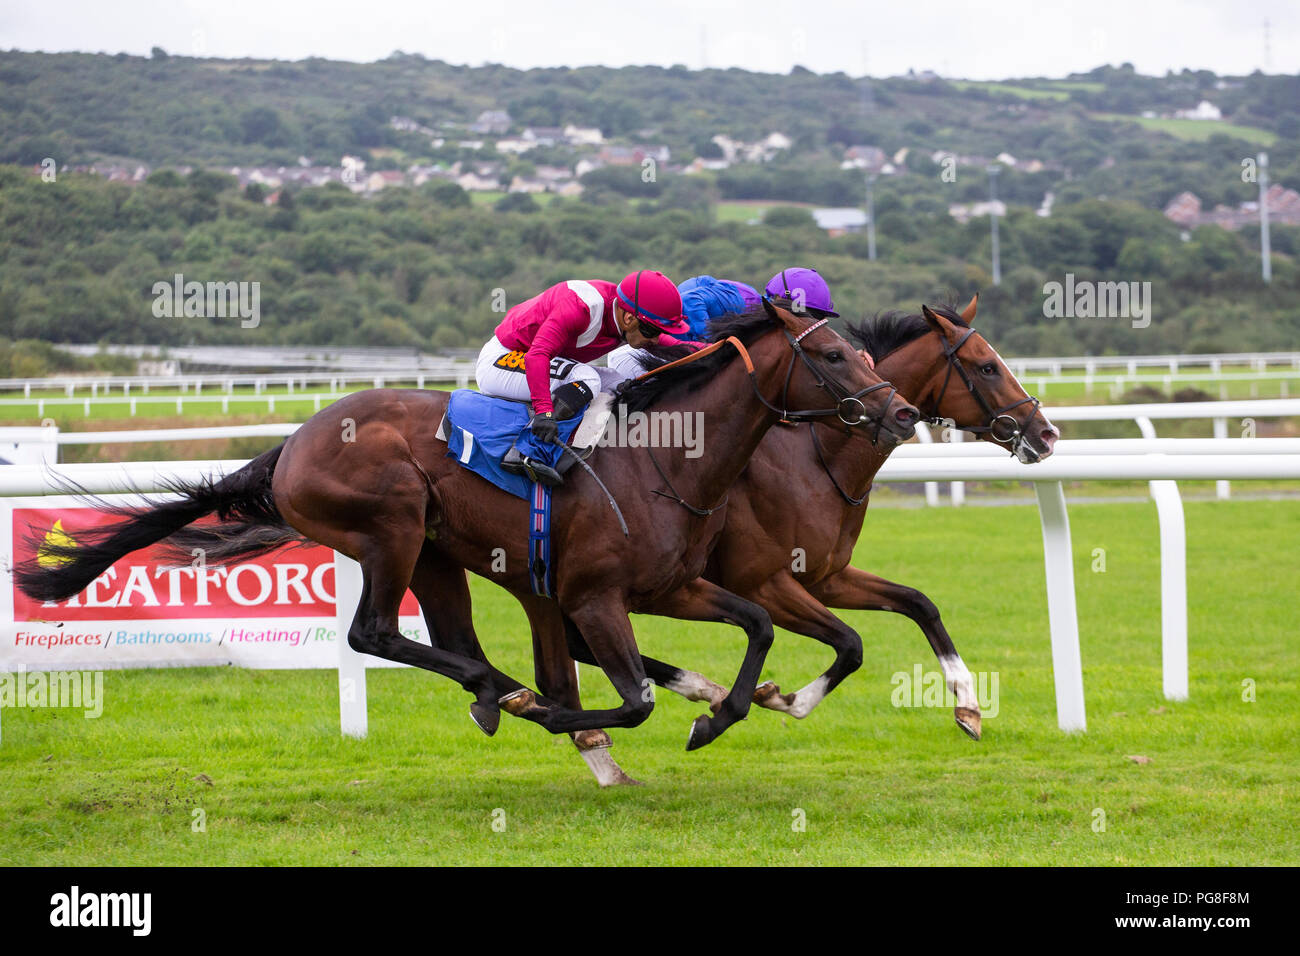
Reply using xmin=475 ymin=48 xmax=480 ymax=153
xmin=747 ymin=571 xmax=863 ymax=719
xmin=640 ymin=577 xmax=774 ymax=751
xmin=808 ymin=565 xmax=981 ymax=740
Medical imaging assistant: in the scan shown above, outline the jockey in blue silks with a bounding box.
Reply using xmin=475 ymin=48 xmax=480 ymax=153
xmin=607 ymin=274 xmax=763 ymax=378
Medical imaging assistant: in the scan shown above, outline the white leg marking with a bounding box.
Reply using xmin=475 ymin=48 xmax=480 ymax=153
xmin=789 ymin=675 xmax=830 ymax=719
xmin=578 ymin=746 xmax=635 ymax=787
xmin=665 ymin=671 xmax=726 ymax=706
xmin=940 ymin=654 xmax=979 ymax=711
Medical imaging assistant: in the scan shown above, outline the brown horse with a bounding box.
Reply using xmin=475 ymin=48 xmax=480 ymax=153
xmin=503 ymin=296 xmax=1059 ymax=782
xmin=15 ymin=302 xmax=919 ymax=756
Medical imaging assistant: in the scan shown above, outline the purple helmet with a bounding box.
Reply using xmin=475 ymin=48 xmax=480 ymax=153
xmin=765 ymin=267 xmax=837 ymax=318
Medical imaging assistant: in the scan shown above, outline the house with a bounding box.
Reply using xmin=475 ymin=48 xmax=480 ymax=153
xmin=842 ymin=145 xmax=887 ymax=172
xmin=366 ymin=170 xmax=407 ymax=192
xmin=554 ymin=181 xmax=585 ymax=198
xmin=948 ymin=201 xmax=1006 ymax=224
xmin=575 ymin=157 xmax=604 ymax=178
xmin=1163 ymin=192 xmax=1202 ymax=228
xmin=494 ymin=138 xmax=536 ymax=155
xmin=598 ymin=146 xmax=639 ymax=166
xmin=564 ymin=125 xmax=604 ymax=146
xmin=812 ymin=208 xmax=868 ymax=236
xmin=534 ymin=165 xmax=575 ymax=186
xmin=1174 ymin=100 xmax=1222 ymax=121
xmin=523 ymin=126 xmax=564 ymax=147
xmin=470 ymin=109 xmax=512 ymax=135
xmin=684 ymin=157 xmax=731 ymax=174
xmin=508 ymin=176 xmax=547 ymax=194
xmin=408 ymin=164 xmax=453 ymax=186
xmin=1164 ymin=184 xmax=1300 ymax=230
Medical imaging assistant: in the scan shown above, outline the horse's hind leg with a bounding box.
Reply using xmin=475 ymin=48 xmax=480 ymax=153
xmin=809 ymin=565 xmax=981 ymax=740
xmin=346 ymin=531 xmax=504 ymax=735
xmin=407 ymin=548 xmax=574 ymax=723
xmin=526 ymin=603 xmax=641 ymax=787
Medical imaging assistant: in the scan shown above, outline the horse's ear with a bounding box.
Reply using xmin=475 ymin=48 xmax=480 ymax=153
xmin=920 ymin=304 xmax=949 ymax=336
xmin=959 ymin=293 xmax=978 ymax=324
xmin=765 ymin=299 xmax=806 ymax=335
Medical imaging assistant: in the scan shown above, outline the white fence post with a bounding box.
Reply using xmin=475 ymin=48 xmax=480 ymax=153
xmin=1135 ymin=417 xmax=1189 ymax=702
xmin=333 ymin=551 xmax=368 ymax=738
xmin=1034 ymin=481 xmax=1087 ymax=732
xmin=948 ymin=429 xmax=965 ymax=506
xmin=913 ymin=423 xmax=940 ymax=506
xmin=1214 ymin=417 xmax=1230 ymax=499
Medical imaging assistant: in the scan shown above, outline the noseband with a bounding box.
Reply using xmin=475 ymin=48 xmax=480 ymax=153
xmin=756 ymin=318 xmax=899 ymax=438
xmin=926 ymin=327 xmax=1042 ymax=451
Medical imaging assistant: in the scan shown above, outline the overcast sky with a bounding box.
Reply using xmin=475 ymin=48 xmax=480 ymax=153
xmin=3 ymin=0 xmax=1296 ymax=79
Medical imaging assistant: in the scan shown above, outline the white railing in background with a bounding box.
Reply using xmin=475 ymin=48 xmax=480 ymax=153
xmin=2 ymin=441 xmax=1298 ymax=740
xmin=1006 ymin=351 xmax=1300 ymax=376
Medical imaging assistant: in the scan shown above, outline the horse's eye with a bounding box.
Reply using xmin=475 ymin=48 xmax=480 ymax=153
xmin=826 ymin=350 xmax=843 ymax=363
xmin=980 ymin=363 xmax=997 ymax=376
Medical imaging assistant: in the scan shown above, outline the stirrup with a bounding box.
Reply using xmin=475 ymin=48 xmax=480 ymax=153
xmin=502 ymin=446 xmax=564 ymax=487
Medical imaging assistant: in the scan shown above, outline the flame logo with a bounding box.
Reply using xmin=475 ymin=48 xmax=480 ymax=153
xmin=37 ymin=519 xmax=77 ymax=568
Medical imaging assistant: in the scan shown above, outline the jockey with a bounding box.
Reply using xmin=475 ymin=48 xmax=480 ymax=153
xmin=475 ymin=270 xmax=692 ymax=484
xmin=762 ymin=266 xmax=838 ymax=319
xmin=607 ymin=274 xmax=756 ymax=378
xmin=607 ymin=269 xmax=838 ymax=379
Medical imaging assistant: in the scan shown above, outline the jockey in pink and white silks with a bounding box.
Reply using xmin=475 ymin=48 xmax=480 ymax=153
xmin=475 ymin=269 xmax=694 ymax=484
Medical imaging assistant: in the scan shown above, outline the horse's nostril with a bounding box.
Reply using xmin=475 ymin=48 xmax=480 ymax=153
xmin=896 ymin=407 xmax=918 ymax=426
xmin=1041 ymin=427 xmax=1058 ymax=448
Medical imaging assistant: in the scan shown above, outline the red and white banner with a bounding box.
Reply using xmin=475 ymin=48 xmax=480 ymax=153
xmin=0 ymin=496 xmax=430 ymax=671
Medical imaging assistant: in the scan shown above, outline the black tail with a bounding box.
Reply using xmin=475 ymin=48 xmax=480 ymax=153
xmin=14 ymin=444 xmax=305 ymax=603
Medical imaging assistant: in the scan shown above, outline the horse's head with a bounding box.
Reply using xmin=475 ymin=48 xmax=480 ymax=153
xmin=761 ymin=299 xmax=919 ymax=446
xmin=912 ymin=296 xmax=1058 ymax=462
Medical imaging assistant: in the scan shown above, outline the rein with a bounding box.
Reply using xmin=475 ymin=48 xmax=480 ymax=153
xmin=632 ymin=320 xmax=898 ymax=516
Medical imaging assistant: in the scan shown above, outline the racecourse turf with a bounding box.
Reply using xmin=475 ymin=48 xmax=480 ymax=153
xmin=1 ymin=498 xmax=1296 ymax=866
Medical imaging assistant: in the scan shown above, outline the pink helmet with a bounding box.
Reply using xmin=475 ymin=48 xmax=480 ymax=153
xmin=616 ymin=270 xmax=689 ymax=336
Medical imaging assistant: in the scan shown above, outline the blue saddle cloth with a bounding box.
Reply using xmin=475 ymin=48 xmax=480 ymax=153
xmin=443 ymin=389 xmax=584 ymax=500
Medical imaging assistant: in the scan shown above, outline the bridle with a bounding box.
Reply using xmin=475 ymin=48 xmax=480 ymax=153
xmin=640 ymin=312 xmax=903 ymax=516
xmin=925 ymin=326 xmax=1042 ymax=453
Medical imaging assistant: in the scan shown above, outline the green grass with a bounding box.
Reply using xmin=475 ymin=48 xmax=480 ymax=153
xmin=467 ymin=190 xmax=557 ymax=207
xmin=1092 ymin=113 xmax=1277 ymax=146
xmin=1 ymin=499 xmax=1296 ymax=865
xmin=714 ymin=200 xmax=810 ymax=224
xmin=950 ymin=81 xmax=1070 ymax=100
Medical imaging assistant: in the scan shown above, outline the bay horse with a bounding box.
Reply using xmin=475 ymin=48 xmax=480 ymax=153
xmin=15 ymin=302 xmax=920 ymax=755
xmin=507 ymin=296 xmax=1058 ymax=782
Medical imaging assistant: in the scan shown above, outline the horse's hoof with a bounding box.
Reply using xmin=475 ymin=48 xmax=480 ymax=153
xmin=753 ymin=680 xmax=795 ymax=713
xmin=469 ymin=701 xmax=500 ymax=737
xmin=955 ymin=707 xmax=982 ymax=741
xmin=498 ymin=687 xmax=538 ymax=717
xmin=686 ymin=714 xmax=714 ymax=752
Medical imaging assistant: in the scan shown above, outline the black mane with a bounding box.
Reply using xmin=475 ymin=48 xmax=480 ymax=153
xmin=613 ymin=304 xmax=777 ymax=413
xmin=845 ymin=302 xmax=969 ymax=362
